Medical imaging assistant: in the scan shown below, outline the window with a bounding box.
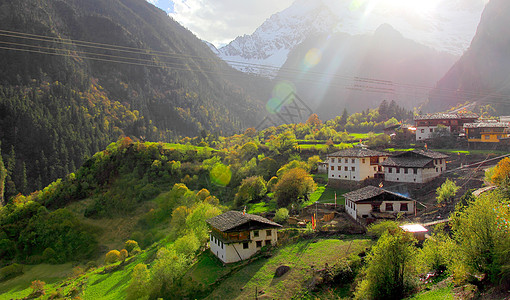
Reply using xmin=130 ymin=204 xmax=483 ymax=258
xmin=331 ymin=158 xmax=335 ymax=163
xmin=430 ymin=128 xmax=434 ymax=132
xmin=221 ymin=241 xmax=224 ymax=249
xmin=400 ymin=203 xmax=408 ymax=211
xmin=436 ymin=167 xmax=438 ymax=172
xmin=388 ymin=168 xmax=392 ymax=173
xmin=331 ymin=166 xmax=334 ymax=170
xmin=484 ymin=135 xmax=490 ymax=140
xmin=266 ymin=230 xmax=272 ymax=237
xmin=351 ymin=159 xmax=355 ymax=163
xmin=345 ymin=159 xmax=348 ymax=163
xmin=351 ymin=167 xmax=355 ymax=171
xmin=265 ymin=240 xmax=271 ymax=246
xmin=396 ymin=168 xmax=400 ymax=173
xmin=337 ymin=166 xmax=341 ymax=170
xmin=344 ymin=167 xmax=348 ymax=171
xmin=421 ymin=129 xmax=424 ymax=133
xmin=404 ymin=168 xmax=408 ymax=174
xmin=362 ymin=159 xmax=365 ymax=163
xmin=256 ymin=241 xmax=262 ymax=248
xmin=253 ymin=230 xmax=259 ymax=237
xmin=385 ymin=203 xmax=393 ymax=211
xmin=413 ymin=168 xmax=418 ymax=174
xmin=243 ymin=242 xmax=249 ymax=249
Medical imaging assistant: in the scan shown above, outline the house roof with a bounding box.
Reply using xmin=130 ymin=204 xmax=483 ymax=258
xmin=206 ymin=211 xmax=281 ymax=232
xmin=414 ymin=113 xmax=479 ymax=121
xmin=400 ymin=224 xmax=428 ymax=233
xmin=380 ymin=157 xmax=433 ymax=168
xmin=464 ymin=122 xmax=510 ymax=128
xmin=327 ymin=148 xmax=388 ymax=158
xmin=380 ymin=150 xmax=447 ymax=168
xmin=343 ymin=186 xmax=414 ymax=203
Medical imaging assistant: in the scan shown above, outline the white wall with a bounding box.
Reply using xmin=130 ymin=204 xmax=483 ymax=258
xmin=328 ymin=156 xmax=386 ymax=182
xmin=210 ymin=228 xmax=278 ymax=264
xmin=384 ymin=158 xmax=446 ymax=183
xmin=345 ymin=199 xmax=415 ymax=222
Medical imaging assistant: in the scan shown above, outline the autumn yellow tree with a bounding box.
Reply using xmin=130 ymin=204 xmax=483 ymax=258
xmin=274 ymin=168 xmax=316 ymax=207
xmin=491 ymin=157 xmax=510 ymax=187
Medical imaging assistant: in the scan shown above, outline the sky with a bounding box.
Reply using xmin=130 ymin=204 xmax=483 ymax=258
xmin=146 ymin=0 xmax=294 ymax=48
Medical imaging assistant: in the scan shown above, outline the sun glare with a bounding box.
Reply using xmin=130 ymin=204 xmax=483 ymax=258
xmin=379 ymin=0 xmax=442 ymax=13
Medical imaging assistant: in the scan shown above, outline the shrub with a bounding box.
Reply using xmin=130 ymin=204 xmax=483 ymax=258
xmin=0 ymin=263 xmax=23 ymax=282
xmin=119 ymin=249 xmax=128 ymax=261
xmin=274 ymin=208 xmax=289 ymax=224
xmin=105 ymin=250 xmax=121 ymax=264
xmin=366 ymin=220 xmax=400 ymax=239
xmin=30 ymin=280 xmax=46 ymax=297
xmin=42 ymin=247 xmax=57 ymax=264
xmin=124 ymin=240 xmax=139 ymax=253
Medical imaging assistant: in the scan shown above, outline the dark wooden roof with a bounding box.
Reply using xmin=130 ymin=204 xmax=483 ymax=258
xmin=206 ymin=211 xmax=282 ymax=232
xmin=343 ymin=186 xmax=414 ymax=203
xmin=380 ymin=157 xmax=433 ymax=168
xmin=414 ymin=113 xmax=479 ymax=121
xmin=327 ymin=148 xmax=389 ymax=158
xmin=380 ymin=150 xmax=447 ymax=168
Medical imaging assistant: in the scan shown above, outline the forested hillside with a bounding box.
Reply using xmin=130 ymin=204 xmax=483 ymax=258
xmin=0 ymin=0 xmax=270 ymax=197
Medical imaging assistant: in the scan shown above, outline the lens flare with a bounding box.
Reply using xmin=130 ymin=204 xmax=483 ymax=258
xmin=303 ymin=48 xmax=322 ymax=69
xmin=266 ymin=97 xmax=282 ymax=114
xmin=210 ymin=163 xmax=231 ymax=186
xmin=349 ymin=0 xmax=366 ymax=11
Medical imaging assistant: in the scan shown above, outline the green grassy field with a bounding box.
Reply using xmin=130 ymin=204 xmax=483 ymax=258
xmin=0 ymin=264 xmax=73 ymax=300
xmin=305 ymin=185 xmax=347 ymax=207
xmin=406 ymin=284 xmax=454 ymax=300
xmin=203 ymin=238 xmax=372 ymax=299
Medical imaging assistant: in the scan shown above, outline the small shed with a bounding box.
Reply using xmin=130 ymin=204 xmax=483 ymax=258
xmin=400 ymin=224 xmax=428 ymax=241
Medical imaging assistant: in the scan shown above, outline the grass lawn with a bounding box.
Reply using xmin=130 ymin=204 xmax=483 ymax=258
xmin=305 ymin=185 xmax=348 ymax=207
xmin=204 ymin=238 xmax=372 ymax=299
xmin=406 ymin=284 xmax=454 ymax=300
xmin=0 ymin=264 xmax=73 ymax=300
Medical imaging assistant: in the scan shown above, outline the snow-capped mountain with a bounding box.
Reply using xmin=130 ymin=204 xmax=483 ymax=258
xmin=216 ymin=0 xmax=487 ymax=77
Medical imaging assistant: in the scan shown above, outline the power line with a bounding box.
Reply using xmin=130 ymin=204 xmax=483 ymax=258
xmin=2 ymin=29 xmax=510 ymax=105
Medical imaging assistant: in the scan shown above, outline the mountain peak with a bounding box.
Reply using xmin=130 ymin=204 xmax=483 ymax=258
xmin=374 ymin=23 xmax=403 ymax=39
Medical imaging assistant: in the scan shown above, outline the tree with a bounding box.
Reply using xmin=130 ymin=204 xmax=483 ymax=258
xmin=450 ymin=190 xmax=510 ymax=282
xmin=234 ymin=176 xmax=267 ymax=207
xmin=274 ymin=168 xmax=316 ymax=208
xmin=105 ymin=250 xmax=121 ymax=264
xmin=436 ymin=179 xmax=460 ymax=205
xmin=340 ymin=108 xmax=349 ymax=126
xmin=490 ymin=157 xmax=510 ymax=187
xmin=354 ymin=230 xmax=417 ymax=300
xmin=267 ymin=131 xmax=297 ymax=156
xmin=306 ymin=113 xmax=322 ymax=127
xmin=127 ymin=264 xmax=150 ymax=300
xmin=0 ymin=146 xmax=6 ymax=206
xmin=274 ymin=208 xmax=289 ymax=223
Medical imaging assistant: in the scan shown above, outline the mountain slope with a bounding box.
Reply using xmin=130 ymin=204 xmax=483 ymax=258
xmin=275 ymin=24 xmax=457 ymax=119
xmin=428 ymin=0 xmax=510 ymax=113
xmin=217 ymin=0 xmax=484 ymax=77
xmin=0 ymin=0 xmax=268 ymax=198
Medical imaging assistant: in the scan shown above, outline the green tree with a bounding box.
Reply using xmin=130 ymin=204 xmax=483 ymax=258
xmin=274 ymin=168 xmax=316 ymax=208
xmin=436 ymin=179 xmax=460 ymax=205
xmin=0 ymin=146 xmax=7 ymax=206
xmin=490 ymin=157 xmax=510 ymax=187
xmin=267 ymin=131 xmax=297 ymax=156
xmin=274 ymin=208 xmax=289 ymax=223
xmin=450 ymin=190 xmax=510 ymax=283
xmin=127 ymin=263 xmax=150 ymax=300
xmin=234 ymin=176 xmax=267 ymax=207
xmin=355 ymin=230 xmax=417 ymax=300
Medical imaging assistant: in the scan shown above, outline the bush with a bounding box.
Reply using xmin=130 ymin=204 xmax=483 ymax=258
xmin=0 ymin=263 xmax=23 ymax=282
xmin=274 ymin=208 xmax=289 ymax=224
xmin=366 ymin=220 xmax=400 ymax=239
xmin=105 ymin=250 xmax=121 ymax=264
xmin=30 ymin=280 xmax=46 ymax=297
xmin=125 ymin=240 xmax=139 ymax=253
xmin=119 ymin=249 xmax=129 ymax=261
xmin=42 ymin=247 xmax=57 ymax=264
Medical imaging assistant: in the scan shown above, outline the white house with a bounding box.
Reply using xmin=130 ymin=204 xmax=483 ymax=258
xmin=206 ymin=211 xmax=281 ymax=264
xmin=317 ymin=161 xmax=328 ymax=174
xmin=327 ymin=148 xmax=389 ymax=182
xmin=414 ymin=113 xmax=478 ymax=141
xmin=380 ymin=150 xmax=448 ymax=183
xmin=344 ymin=186 xmax=416 ymax=222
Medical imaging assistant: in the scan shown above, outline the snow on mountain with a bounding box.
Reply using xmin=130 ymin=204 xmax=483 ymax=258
xmin=216 ymin=0 xmax=486 ymax=77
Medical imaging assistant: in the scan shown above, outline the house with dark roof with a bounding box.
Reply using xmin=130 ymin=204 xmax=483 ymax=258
xmin=464 ymin=121 xmax=510 ymax=145
xmin=327 ymin=148 xmax=389 ymax=182
xmin=206 ymin=211 xmax=282 ymax=263
xmin=414 ymin=113 xmax=478 ymax=141
xmin=344 ymin=186 xmax=416 ymax=222
xmin=380 ymin=150 xmax=448 ymax=183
